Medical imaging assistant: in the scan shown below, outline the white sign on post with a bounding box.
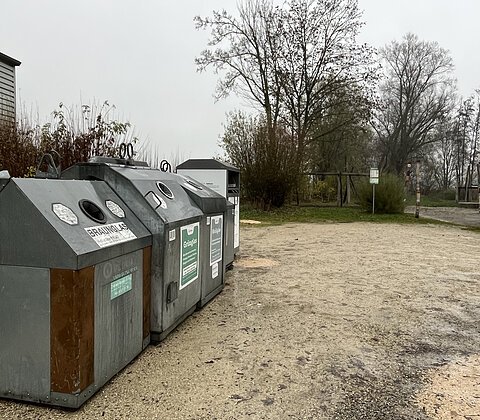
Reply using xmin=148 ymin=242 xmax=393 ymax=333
xmin=369 ymin=168 xmax=379 ymax=184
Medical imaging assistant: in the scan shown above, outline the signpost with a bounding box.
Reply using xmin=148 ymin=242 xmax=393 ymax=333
xmin=370 ymin=168 xmax=379 ymax=215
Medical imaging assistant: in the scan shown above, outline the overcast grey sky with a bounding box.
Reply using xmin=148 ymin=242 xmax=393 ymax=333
xmin=1 ymin=0 xmax=479 ymax=161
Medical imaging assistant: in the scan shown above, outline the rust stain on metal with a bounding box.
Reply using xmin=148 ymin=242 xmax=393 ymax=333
xmin=50 ymin=266 xmax=94 ymax=394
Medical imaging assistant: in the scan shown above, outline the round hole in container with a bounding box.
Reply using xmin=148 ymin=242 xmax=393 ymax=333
xmin=156 ymin=181 xmax=174 ymax=199
xmin=79 ymin=199 xmax=106 ymax=224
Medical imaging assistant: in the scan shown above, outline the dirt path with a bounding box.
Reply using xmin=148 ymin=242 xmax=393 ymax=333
xmin=406 ymin=205 xmax=480 ymax=228
xmin=2 ymin=222 xmax=480 ymax=419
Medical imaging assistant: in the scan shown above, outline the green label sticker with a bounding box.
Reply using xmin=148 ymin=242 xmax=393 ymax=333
xmin=210 ymin=215 xmax=223 ymax=266
xmin=180 ymin=222 xmax=200 ymax=289
xmin=110 ymin=273 xmax=132 ymax=300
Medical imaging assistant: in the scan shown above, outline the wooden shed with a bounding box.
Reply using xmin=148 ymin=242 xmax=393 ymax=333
xmin=0 ymin=52 xmax=21 ymax=125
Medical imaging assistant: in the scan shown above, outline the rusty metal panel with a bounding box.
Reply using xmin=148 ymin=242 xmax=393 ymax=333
xmin=50 ymin=266 xmax=94 ymax=394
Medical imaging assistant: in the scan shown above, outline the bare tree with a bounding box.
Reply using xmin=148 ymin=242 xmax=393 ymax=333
xmin=195 ymin=0 xmax=378 ymax=204
xmin=434 ymin=120 xmax=457 ymax=190
xmin=374 ymin=33 xmax=456 ymax=174
xmin=307 ymin=84 xmax=375 ymax=172
xmin=452 ymin=93 xmax=480 ymax=199
xmin=275 ymin=0 xmax=377 ymax=168
xmin=195 ymin=1 xmax=282 ymax=141
xmin=421 ymin=118 xmax=456 ymax=191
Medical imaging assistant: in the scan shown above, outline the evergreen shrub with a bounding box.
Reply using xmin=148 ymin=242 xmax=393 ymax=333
xmin=357 ymin=173 xmax=405 ymax=214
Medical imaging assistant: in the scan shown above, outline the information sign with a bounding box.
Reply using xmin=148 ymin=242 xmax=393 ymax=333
xmin=370 ymin=168 xmax=379 ymax=184
xmin=210 ymin=215 xmax=223 ymax=266
xmin=180 ymin=222 xmax=200 ymax=289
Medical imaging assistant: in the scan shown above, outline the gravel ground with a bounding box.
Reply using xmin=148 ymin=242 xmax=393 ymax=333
xmin=2 ymin=222 xmax=480 ymax=419
xmin=406 ymin=205 xmax=480 ymax=227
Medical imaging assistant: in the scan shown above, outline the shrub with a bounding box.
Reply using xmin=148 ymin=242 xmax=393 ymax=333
xmin=312 ymin=179 xmax=337 ymax=202
xmin=357 ymin=173 xmax=405 ymax=214
xmin=0 ymin=123 xmax=40 ymax=177
xmin=221 ymin=111 xmax=298 ymax=210
xmin=0 ymin=101 xmax=139 ymax=177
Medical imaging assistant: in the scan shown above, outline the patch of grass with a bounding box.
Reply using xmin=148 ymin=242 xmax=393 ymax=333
xmin=240 ymin=203 xmax=448 ymax=226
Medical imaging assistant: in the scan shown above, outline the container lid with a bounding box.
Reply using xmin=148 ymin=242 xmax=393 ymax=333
xmin=0 ymin=178 xmax=151 ymax=269
xmin=177 ymin=159 xmax=239 ymax=172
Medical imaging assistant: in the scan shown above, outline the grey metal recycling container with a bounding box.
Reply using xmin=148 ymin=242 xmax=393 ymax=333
xmin=179 ymin=175 xmax=228 ymax=307
xmin=177 ymin=159 xmax=240 ymax=263
xmin=63 ymin=159 xmax=204 ymax=342
xmin=0 ymin=177 xmax=152 ymax=408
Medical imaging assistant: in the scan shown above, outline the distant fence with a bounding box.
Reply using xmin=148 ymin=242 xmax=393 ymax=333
xmin=305 ymin=172 xmax=368 ymax=207
xmin=457 ymin=186 xmax=479 ymax=203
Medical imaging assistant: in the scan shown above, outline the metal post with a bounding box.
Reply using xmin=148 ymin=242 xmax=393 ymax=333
xmin=346 ymin=175 xmax=351 ymax=204
xmin=372 ymin=183 xmax=375 ymax=215
xmin=477 ymin=164 xmax=480 ymax=213
xmin=415 ymin=160 xmax=420 ymax=218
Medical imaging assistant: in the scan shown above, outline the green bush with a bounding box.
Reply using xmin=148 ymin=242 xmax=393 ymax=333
xmin=357 ymin=173 xmax=405 ymax=214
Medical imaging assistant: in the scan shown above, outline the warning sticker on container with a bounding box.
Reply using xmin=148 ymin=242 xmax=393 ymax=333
xmin=180 ymin=222 xmax=200 ymax=289
xmin=85 ymin=222 xmax=137 ymax=248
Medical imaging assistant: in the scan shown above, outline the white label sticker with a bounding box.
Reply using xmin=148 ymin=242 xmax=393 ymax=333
xmin=52 ymin=203 xmax=78 ymax=225
xmin=169 ymin=229 xmax=176 ymax=241
xmin=212 ymin=262 xmax=219 ymax=279
xmin=207 ymin=216 xmax=211 ymax=226
xmin=105 ymin=200 xmax=125 ymax=218
xmin=85 ymin=222 xmax=137 ymax=248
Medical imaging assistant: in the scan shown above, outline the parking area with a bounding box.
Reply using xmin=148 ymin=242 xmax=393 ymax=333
xmin=2 ymin=222 xmax=480 ymax=419
xmin=406 ymin=205 xmax=480 ymax=228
